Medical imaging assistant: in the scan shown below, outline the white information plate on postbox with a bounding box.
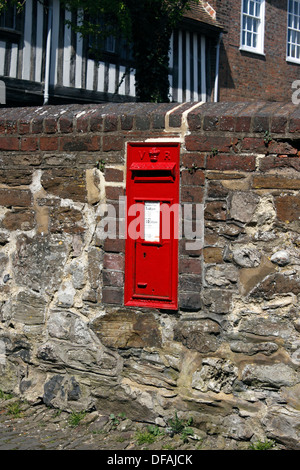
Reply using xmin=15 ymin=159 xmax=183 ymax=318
xmin=144 ymin=201 xmax=160 ymax=242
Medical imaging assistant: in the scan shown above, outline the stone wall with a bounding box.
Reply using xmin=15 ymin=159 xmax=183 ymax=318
xmin=0 ymin=101 xmax=299 ymax=449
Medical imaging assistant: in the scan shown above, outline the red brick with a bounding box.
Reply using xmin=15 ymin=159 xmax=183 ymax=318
xmin=178 ymin=292 xmax=201 ymax=310
xmin=241 ymin=137 xmax=266 ymax=152
xmin=121 ymin=114 xmax=134 ymax=130
xmin=103 ymin=115 xmax=118 ymax=132
xmin=219 ymin=103 xmax=251 ymax=131
xmin=270 ymin=116 xmax=288 ymax=134
xmin=203 ymin=114 xmax=219 ymax=131
xmin=289 ymin=107 xmax=300 ymax=133
xmin=179 ymin=257 xmax=202 ymax=274
xmin=235 ymin=116 xmax=252 ymax=133
xmin=90 ymin=112 xmax=104 ymax=132
xmin=102 ymin=135 xmax=124 ymax=151
xmin=19 ymin=121 xmax=31 ymax=135
xmin=103 ymin=253 xmax=125 ymax=271
xmin=5 ymin=119 xmax=18 ymax=134
xmin=181 ymin=169 xmax=205 ymax=186
xmin=201 ymin=102 xmax=240 ymax=131
xmin=104 ymin=238 xmax=125 ymax=253
xmin=21 ymin=137 xmax=38 ymax=151
xmin=270 ymin=103 xmax=296 ymax=133
xmin=181 ymin=153 xmax=205 ymax=169
xmin=44 ymin=117 xmax=58 ymax=134
xmin=59 ymin=115 xmax=73 ymax=133
xmin=206 ymin=171 xmax=245 ymax=180
xmin=259 ymin=155 xmax=300 ymax=172
xmin=179 ymin=274 xmax=202 ymax=291
xmin=185 ymin=135 xmax=238 ymax=152
xmin=76 ymin=115 xmax=90 ymax=133
xmin=103 ymin=270 xmax=124 ymax=287
xmin=206 ymin=153 xmax=255 ymax=171
xmin=252 ymin=115 xmax=271 ymax=133
xmin=289 ymin=119 xmax=300 ymax=133
xmin=0 ymin=136 xmax=19 ymax=151
xmin=207 ymin=180 xmax=229 ymax=198
xmin=181 ymin=186 xmax=204 ymax=203
xmin=219 ymin=115 xmax=235 ymax=131
xmin=31 ymin=117 xmax=43 ymax=134
xmin=102 ymin=287 xmax=123 ymax=305
xmin=268 ymin=141 xmax=298 ymax=155
xmin=104 ymin=168 xmax=124 ymax=183
xmin=234 ymin=103 xmax=266 ymax=133
xmin=59 ymin=135 xmax=100 ymax=151
xmin=40 ymin=136 xmax=59 ymax=151
xmin=106 ymin=186 xmax=125 ymax=200
xmin=0 ymin=118 xmax=5 ymax=134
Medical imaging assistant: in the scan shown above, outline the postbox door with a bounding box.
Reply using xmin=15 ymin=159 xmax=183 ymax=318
xmin=125 ymin=143 xmax=179 ymax=310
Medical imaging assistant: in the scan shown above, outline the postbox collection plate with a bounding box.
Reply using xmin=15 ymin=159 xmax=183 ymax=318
xmin=124 ymin=142 xmax=180 ymax=310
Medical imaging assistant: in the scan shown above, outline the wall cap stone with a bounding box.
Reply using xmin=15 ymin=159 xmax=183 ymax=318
xmin=0 ymin=101 xmax=299 ymax=136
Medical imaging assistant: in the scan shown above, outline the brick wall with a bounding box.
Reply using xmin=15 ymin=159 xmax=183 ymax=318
xmin=0 ymin=101 xmax=300 ymax=448
xmin=211 ymin=0 xmax=299 ymax=102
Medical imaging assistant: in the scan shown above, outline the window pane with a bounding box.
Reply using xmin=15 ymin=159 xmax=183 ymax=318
xmin=287 ymin=0 xmax=300 ymax=60
xmin=253 ymin=33 xmax=257 ymax=48
xmin=105 ymin=35 xmax=116 ymax=53
xmin=247 ymin=16 xmax=253 ymax=31
xmin=255 ymin=1 xmax=261 ymax=17
xmin=247 ymin=31 xmax=252 ymax=46
xmin=250 ymin=1 xmax=254 ymax=16
xmin=292 ymin=44 xmax=296 ymax=57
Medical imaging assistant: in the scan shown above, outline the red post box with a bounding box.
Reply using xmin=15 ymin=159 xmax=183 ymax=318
xmin=124 ymin=142 xmax=180 ymax=310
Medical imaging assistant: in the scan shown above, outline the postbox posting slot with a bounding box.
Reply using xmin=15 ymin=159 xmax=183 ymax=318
xmin=130 ymin=162 xmax=176 ymax=182
xmin=130 ymin=162 xmax=176 ymax=173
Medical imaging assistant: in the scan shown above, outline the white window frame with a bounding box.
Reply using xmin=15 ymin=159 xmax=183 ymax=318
xmin=240 ymin=0 xmax=265 ymax=55
xmin=287 ymin=0 xmax=300 ymax=64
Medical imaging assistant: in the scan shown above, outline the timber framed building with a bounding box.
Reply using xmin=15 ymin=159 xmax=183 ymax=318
xmin=0 ymin=1 xmax=223 ymax=106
